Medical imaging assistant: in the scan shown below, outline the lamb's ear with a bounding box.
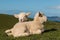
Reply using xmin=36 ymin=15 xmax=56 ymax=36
xmin=39 ymin=12 xmax=43 ymax=17
xmin=14 ymin=14 xmax=19 ymax=18
xmin=26 ymin=12 xmax=31 ymax=16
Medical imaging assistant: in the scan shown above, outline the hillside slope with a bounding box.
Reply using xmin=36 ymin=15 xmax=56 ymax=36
xmin=0 ymin=14 xmax=60 ymax=40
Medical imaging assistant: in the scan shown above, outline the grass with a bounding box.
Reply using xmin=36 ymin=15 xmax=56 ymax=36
xmin=0 ymin=14 xmax=60 ymax=40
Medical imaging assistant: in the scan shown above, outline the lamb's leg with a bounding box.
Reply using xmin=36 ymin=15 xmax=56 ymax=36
xmin=41 ymin=29 xmax=44 ymax=32
xmin=13 ymin=32 xmax=29 ymax=37
xmin=7 ymin=33 xmax=12 ymax=36
xmin=20 ymin=33 xmax=29 ymax=36
xmin=5 ymin=30 xmax=12 ymax=36
xmin=5 ymin=29 xmax=11 ymax=33
xmin=32 ymin=30 xmax=42 ymax=34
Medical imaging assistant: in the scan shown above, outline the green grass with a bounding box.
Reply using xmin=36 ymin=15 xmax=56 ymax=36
xmin=0 ymin=14 xmax=60 ymax=40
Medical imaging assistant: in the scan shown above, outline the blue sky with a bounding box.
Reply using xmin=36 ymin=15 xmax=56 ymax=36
xmin=0 ymin=0 xmax=60 ymax=17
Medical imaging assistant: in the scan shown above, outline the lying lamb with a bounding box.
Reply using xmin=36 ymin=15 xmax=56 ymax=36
xmin=5 ymin=12 xmax=47 ymax=37
xmin=14 ymin=12 xmax=31 ymax=22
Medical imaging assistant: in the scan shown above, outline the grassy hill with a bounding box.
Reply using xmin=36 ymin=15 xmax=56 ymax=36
xmin=0 ymin=14 xmax=60 ymax=40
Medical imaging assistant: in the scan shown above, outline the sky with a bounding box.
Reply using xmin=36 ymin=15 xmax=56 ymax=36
xmin=0 ymin=0 xmax=60 ymax=17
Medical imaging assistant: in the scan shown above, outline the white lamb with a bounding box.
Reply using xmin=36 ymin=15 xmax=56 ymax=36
xmin=5 ymin=12 xmax=47 ymax=37
xmin=14 ymin=12 xmax=31 ymax=22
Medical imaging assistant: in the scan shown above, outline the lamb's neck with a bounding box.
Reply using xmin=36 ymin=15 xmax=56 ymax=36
xmin=33 ymin=17 xmax=39 ymax=21
xmin=33 ymin=17 xmax=41 ymax=23
xmin=33 ymin=19 xmax=40 ymax=23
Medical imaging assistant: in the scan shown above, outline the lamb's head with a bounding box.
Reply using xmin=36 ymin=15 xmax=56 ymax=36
xmin=14 ymin=12 xmax=31 ymax=22
xmin=34 ymin=12 xmax=47 ymax=23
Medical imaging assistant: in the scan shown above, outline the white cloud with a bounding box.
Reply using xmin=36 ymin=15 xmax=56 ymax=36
xmin=48 ymin=6 xmax=60 ymax=9
xmin=55 ymin=6 xmax=60 ymax=9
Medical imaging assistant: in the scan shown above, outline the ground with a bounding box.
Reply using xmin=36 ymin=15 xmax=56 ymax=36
xmin=0 ymin=14 xmax=60 ymax=40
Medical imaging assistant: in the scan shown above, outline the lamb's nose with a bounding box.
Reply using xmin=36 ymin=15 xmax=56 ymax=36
xmin=21 ymin=19 xmax=24 ymax=22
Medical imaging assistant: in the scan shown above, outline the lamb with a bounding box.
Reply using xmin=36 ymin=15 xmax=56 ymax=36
xmin=34 ymin=12 xmax=47 ymax=23
xmin=14 ymin=12 xmax=31 ymax=22
xmin=5 ymin=12 xmax=47 ymax=37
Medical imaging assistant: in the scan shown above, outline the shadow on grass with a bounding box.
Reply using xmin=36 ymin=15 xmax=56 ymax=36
xmin=44 ymin=28 xmax=57 ymax=33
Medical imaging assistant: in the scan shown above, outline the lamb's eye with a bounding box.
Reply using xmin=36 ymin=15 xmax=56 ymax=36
xmin=25 ymin=15 xmax=28 ymax=17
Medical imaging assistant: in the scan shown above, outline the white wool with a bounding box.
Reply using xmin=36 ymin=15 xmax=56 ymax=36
xmin=34 ymin=12 xmax=47 ymax=23
xmin=5 ymin=12 xmax=47 ymax=37
xmin=14 ymin=12 xmax=31 ymax=22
